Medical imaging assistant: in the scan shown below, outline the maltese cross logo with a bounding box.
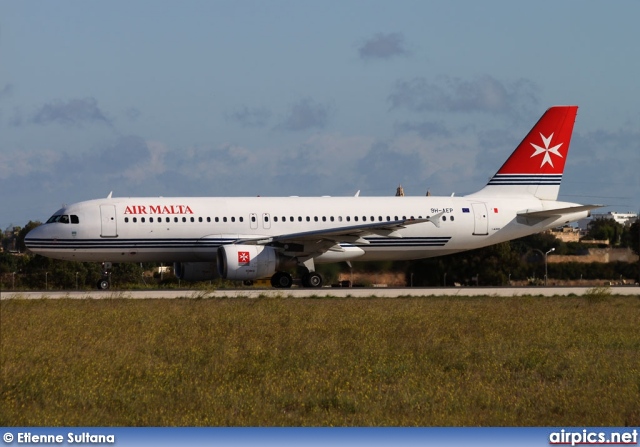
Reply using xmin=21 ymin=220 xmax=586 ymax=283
xmin=238 ymin=251 xmax=250 ymax=265
xmin=530 ymin=132 xmax=563 ymax=168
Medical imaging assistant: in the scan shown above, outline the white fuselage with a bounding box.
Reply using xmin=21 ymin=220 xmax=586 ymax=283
xmin=25 ymin=195 xmax=588 ymax=264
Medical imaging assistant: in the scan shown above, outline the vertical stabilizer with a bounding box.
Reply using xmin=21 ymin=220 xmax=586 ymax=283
xmin=468 ymin=105 xmax=578 ymax=200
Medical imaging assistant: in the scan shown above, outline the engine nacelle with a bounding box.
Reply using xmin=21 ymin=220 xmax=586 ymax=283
xmin=173 ymin=262 xmax=219 ymax=281
xmin=217 ymin=245 xmax=280 ymax=281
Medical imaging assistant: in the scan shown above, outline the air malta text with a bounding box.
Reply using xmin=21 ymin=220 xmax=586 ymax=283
xmin=124 ymin=205 xmax=194 ymax=215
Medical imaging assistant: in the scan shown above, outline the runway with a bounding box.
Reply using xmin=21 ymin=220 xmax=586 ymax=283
xmin=2 ymin=286 xmax=639 ymax=299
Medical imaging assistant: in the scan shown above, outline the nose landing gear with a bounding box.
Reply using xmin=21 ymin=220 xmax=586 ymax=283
xmin=97 ymin=262 xmax=112 ymax=290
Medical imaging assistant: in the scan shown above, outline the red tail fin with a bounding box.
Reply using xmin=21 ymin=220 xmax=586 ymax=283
xmin=469 ymin=106 xmax=578 ymax=200
xmin=497 ymin=105 xmax=578 ymax=176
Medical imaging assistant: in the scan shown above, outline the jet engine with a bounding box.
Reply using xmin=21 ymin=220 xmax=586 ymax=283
xmin=173 ymin=262 xmax=219 ymax=281
xmin=217 ymin=245 xmax=283 ymax=281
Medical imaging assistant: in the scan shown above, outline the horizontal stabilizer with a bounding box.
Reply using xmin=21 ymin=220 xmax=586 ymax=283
xmin=517 ymin=204 xmax=603 ymax=219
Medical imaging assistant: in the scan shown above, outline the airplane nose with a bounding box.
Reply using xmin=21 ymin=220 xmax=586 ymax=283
xmin=24 ymin=225 xmax=45 ymax=252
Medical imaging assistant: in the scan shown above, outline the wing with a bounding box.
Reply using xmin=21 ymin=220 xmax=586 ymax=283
xmin=235 ymin=217 xmax=431 ymax=257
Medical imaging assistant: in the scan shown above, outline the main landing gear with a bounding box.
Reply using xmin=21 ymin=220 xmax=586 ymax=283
xmin=269 ymin=258 xmax=324 ymax=289
xmin=270 ymin=271 xmax=293 ymax=288
xmin=97 ymin=262 xmax=112 ymax=290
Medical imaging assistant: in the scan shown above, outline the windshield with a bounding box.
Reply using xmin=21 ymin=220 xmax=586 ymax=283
xmin=45 ymin=214 xmax=79 ymax=224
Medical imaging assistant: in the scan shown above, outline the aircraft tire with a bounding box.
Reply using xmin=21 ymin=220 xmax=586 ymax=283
xmin=304 ymin=272 xmax=323 ymax=288
xmin=271 ymin=272 xmax=293 ymax=288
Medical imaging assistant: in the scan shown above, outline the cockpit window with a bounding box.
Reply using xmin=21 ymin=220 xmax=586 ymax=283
xmin=45 ymin=214 xmax=79 ymax=224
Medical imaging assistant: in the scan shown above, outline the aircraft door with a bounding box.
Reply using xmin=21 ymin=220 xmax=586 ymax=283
xmin=471 ymin=203 xmax=488 ymax=236
xmin=100 ymin=205 xmax=118 ymax=237
xmin=250 ymin=213 xmax=258 ymax=230
xmin=262 ymin=213 xmax=271 ymax=229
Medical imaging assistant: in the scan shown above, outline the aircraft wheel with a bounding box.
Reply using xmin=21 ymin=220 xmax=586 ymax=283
xmin=271 ymin=272 xmax=293 ymax=288
xmin=303 ymin=272 xmax=323 ymax=288
xmin=97 ymin=279 xmax=110 ymax=290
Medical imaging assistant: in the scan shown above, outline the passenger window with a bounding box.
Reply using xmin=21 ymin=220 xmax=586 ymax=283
xmin=215 ymin=217 xmax=219 ymax=222
xmin=298 ymin=216 xmax=302 ymax=222
xmin=231 ymin=217 xmax=235 ymax=222
xmin=322 ymin=216 xmax=326 ymax=222
xmin=150 ymin=217 xmax=154 ymax=223
xmin=330 ymin=216 xmax=334 ymax=222
xmin=274 ymin=216 xmax=278 ymax=222
xmin=133 ymin=217 xmax=137 ymax=223
xmin=223 ymin=217 xmax=227 ymax=222
xmin=451 ymin=216 xmax=455 ymax=221
xmin=166 ymin=217 xmax=170 ymax=223
xmin=314 ymin=216 xmax=318 ymax=222
xmin=199 ymin=217 xmax=203 ymax=222
xmin=125 ymin=217 xmax=129 ymax=223
xmin=306 ymin=216 xmax=310 ymax=222
xmin=141 ymin=217 xmax=146 ymax=223
xmin=240 ymin=217 xmax=244 ymax=222
xmin=442 ymin=216 xmax=447 ymax=221
xmin=354 ymin=216 xmax=359 ymax=222
xmin=207 ymin=217 xmax=211 ymax=222
xmin=174 ymin=217 xmax=178 ymax=223
xmin=346 ymin=216 xmax=351 ymax=222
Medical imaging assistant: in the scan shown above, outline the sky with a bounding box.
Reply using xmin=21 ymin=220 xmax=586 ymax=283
xmin=1 ymin=1 xmax=639 ymax=230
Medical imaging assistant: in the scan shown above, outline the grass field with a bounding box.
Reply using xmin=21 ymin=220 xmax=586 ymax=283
xmin=1 ymin=294 xmax=639 ymax=426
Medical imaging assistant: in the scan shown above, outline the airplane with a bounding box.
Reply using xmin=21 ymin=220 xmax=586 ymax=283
xmin=25 ymin=105 xmax=601 ymax=289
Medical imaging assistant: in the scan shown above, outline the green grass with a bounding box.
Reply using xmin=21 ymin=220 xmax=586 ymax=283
xmin=2 ymin=296 xmax=640 ymax=426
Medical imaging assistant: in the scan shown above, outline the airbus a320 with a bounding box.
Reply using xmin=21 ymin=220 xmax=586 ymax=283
xmin=25 ymin=106 xmax=600 ymax=289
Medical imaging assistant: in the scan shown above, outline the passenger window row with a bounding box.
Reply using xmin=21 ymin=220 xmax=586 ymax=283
xmin=123 ymin=214 xmax=455 ymax=224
